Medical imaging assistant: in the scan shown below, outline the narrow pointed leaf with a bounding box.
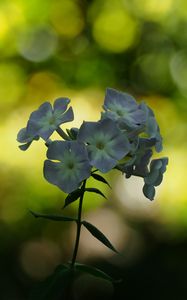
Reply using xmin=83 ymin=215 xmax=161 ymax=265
xmin=91 ymin=173 xmax=111 ymax=188
xmin=30 ymin=210 xmax=77 ymax=222
xmin=63 ymin=189 xmax=83 ymax=208
xmin=74 ymin=263 xmax=118 ymax=282
xmin=82 ymin=221 xmax=118 ymax=253
xmin=85 ymin=188 xmax=107 ymax=199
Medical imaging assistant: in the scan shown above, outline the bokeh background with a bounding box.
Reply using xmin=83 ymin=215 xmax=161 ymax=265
xmin=0 ymin=0 xmax=187 ymax=299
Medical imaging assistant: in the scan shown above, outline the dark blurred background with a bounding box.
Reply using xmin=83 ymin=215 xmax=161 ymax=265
xmin=0 ymin=0 xmax=187 ymax=299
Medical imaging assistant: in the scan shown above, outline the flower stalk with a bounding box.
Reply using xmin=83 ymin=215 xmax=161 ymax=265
xmin=71 ymin=180 xmax=86 ymax=268
xmin=17 ymin=89 xmax=169 ymax=297
xmin=56 ymin=127 xmax=70 ymax=140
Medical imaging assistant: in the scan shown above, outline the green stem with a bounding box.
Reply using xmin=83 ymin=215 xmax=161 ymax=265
xmin=56 ymin=127 xmax=70 ymax=140
xmin=71 ymin=180 xmax=86 ymax=268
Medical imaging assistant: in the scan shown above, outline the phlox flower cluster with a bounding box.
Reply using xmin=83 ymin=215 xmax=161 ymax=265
xmin=17 ymin=88 xmax=168 ymax=199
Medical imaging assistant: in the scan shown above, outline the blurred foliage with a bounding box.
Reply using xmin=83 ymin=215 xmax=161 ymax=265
xmin=0 ymin=0 xmax=187 ymax=298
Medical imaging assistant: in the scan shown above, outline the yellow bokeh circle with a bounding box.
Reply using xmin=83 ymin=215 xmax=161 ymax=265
xmin=93 ymin=9 xmax=138 ymax=53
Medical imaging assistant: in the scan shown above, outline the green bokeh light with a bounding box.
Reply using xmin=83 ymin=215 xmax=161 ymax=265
xmin=92 ymin=4 xmax=138 ymax=52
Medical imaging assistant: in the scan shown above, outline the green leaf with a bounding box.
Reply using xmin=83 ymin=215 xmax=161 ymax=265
xmin=63 ymin=189 xmax=83 ymax=208
xmin=74 ymin=263 xmax=117 ymax=282
xmin=30 ymin=210 xmax=77 ymax=222
xmin=84 ymin=188 xmax=107 ymax=199
xmin=29 ymin=264 xmax=74 ymax=300
xmin=91 ymin=173 xmax=111 ymax=188
xmin=82 ymin=221 xmax=118 ymax=253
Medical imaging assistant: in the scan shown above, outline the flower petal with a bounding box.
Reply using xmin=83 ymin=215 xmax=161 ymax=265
xmin=27 ymin=102 xmax=53 ymax=140
xmin=17 ymin=127 xmax=39 ymax=150
xmin=25 ymin=99 xmax=74 ymax=141
xmin=78 ymin=119 xmax=130 ymax=172
xmin=102 ymin=88 xmax=146 ymax=130
xmin=44 ymin=160 xmax=82 ymax=193
xmin=47 ymin=140 xmax=70 ymax=161
xmin=77 ymin=121 xmax=98 ymax=143
xmin=88 ymin=146 xmax=117 ymax=173
xmin=54 ymin=106 xmax=74 ymax=125
xmin=68 ymin=141 xmax=89 ymax=161
xmin=104 ymin=88 xmax=137 ymax=112
xmin=43 ymin=160 xmax=60 ymax=186
xmin=44 ymin=141 xmax=91 ymax=193
xmin=17 ymin=128 xmax=28 ymax=143
xmin=53 ymin=97 xmax=70 ymax=112
xmin=29 ymin=102 xmax=53 ymax=124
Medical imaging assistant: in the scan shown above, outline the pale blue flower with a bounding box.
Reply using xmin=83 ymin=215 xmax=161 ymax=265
xmin=101 ymin=88 xmax=146 ymax=130
xmin=44 ymin=141 xmax=91 ymax=193
xmin=77 ymin=118 xmax=131 ymax=173
xmin=27 ymin=97 xmax=74 ymax=140
xmin=17 ymin=127 xmax=39 ymax=151
xmin=116 ymin=137 xmax=155 ymax=178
